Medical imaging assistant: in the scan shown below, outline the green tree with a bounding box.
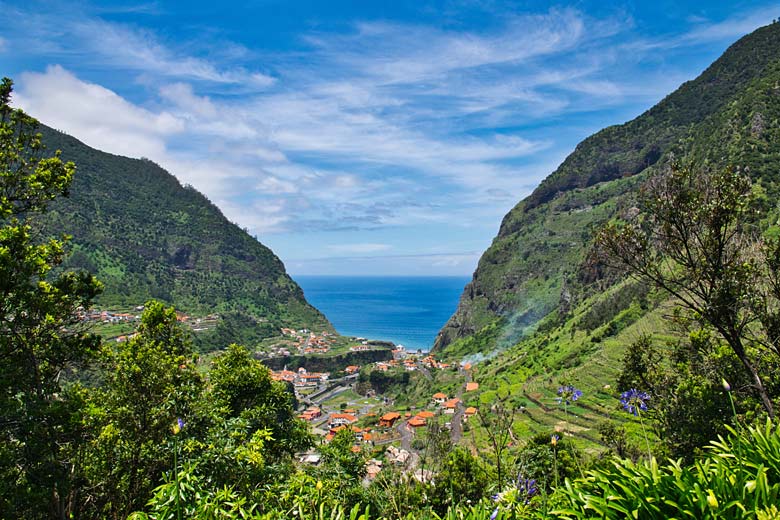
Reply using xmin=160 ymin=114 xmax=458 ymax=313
xmin=207 ymin=344 xmax=312 ymax=461
xmin=83 ymin=301 xmax=202 ymax=518
xmin=428 ymin=447 xmax=492 ymax=516
xmin=598 ymin=164 xmax=779 ymax=417
xmin=0 ymin=77 xmax=102 ymax=519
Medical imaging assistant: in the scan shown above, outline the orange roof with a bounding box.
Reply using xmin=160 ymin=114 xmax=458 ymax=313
xmin=350 ymin=445 xmax=362 ymax=453
xmin=463 ymin=363 xmax=472 ymax=370
xmin=433 ymin=392 xmax=447 ymax=399
xmin=330 ymin=413 xmax=358 ymax=423
xmin=381 ymin=412 xmax=401 ymax=421
xmin=466 ymin=382 xmax=479 ymax=391
xmin=443 ymin=398 xmax=461 ymax=408
xmin=408 ymin=417 xmax=426 ymax=427
xmin=417 ymin=410 xmax=435 ymax=419
xmin=465 ymin=407 xmax=478 ymax=415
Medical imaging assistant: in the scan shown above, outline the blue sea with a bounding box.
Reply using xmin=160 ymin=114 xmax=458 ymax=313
xmin=294 ymin=276 xmax=469 ymax=352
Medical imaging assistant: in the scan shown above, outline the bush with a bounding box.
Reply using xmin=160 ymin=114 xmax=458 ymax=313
xmin=553 ymin=420 xmax=780 ymax=519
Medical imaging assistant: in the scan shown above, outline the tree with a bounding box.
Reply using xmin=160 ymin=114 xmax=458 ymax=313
xmin=207 ymin=344 xmax=312 ymax=461
xmin=478 ymin=401 xmax=515 ymax=489
xmin=83 ymin=301 xmax=202 ymax=518
xmin=0 ymin=78 xmax=102 ymax=519
xmin=597 ymin=163 xmax=778 ymax=416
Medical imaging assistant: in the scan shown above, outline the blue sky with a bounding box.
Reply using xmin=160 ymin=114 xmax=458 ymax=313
xmin=1 ymin=1 xmax=777 ymax=276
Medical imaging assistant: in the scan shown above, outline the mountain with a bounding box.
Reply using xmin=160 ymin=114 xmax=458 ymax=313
xmin=434 ymin=21 xmax=780 ymax=359
xmin=37 ymin=126 xmax=332 ymax=348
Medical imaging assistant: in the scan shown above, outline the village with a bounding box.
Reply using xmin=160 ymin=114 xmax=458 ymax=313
xmin=79 ymin=305 xmax=222 ymax=342
xmin=81 ymin=308 xmax=482 ymax=483
xmin=270 ymin=344 xmax=481 ymax=483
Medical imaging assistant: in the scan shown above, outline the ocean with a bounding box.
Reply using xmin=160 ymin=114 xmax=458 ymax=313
xmin=293 ymin=276 xmax=469 ymax=352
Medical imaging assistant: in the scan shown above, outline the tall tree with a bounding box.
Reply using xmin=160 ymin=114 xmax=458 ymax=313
xmin=83 ymin=301 xmax=201 ymax=519
xmin=597 ymin=163 xmax=778 ymax=417
xmin=0 ymin=78 xmax=102 ymax=518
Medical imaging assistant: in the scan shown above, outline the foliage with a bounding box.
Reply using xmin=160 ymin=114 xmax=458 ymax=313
xmin=598 ymin=163 xmax=779 ymax=416
xmin=38 ymin=125 xmax=330 ymax=349
xmin=436 ymin=21 xmax=780 ymax=358
xmin=0 ymin=77 xmax=102 ymax=519
xmin=207 ymin=343 xmax=312 ymax=461
xmin=617 ymin=330 xmax=747 ymax=460
xmin=81 ymin=301 xmax=202 ymax=518
xmin=554 ymin=420 xmax=780 ymax=519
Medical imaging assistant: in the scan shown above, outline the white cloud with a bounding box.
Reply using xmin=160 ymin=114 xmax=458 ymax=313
xmin=682 ymin=6 xmax=779 ymax=44
xmin=68 ymin=19 xmax=276 ymax=87
xmin=16 ymin=65 xmax=182 ymax=159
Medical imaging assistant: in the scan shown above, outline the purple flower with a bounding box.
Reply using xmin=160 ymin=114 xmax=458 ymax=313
xmin=490 ymin=507 xmax=498 ymax=520
xmin=557 ymin=385 xmax=583 ymax=405
xmin=177 ymin=418 xmax=185 ymax=430
xmin=620 ymin=389 xmax=650 ymax=416
xmin=515 ymin=474 xmax=538 ymax=502
xmin=551 ymin=434 xmax=559 ymax=446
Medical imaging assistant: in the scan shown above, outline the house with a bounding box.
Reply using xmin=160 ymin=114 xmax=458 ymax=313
xmin=416 ymin=410 xmax=435 ymax=419
xmin=432 ymin=392 xmax=448 ymax=404
xmin=443 ymin=398 xmax=461 ymax=414
xmin=379 ymin=412 xmax=401 ymax=427
xmin=464 ymin=407 xmax=478 ymax=421
xmin=329 ymin=413 xmax=358 ymax=428
xmin=298 ymin=407 xmax=322 ymax=421
xmin=466 ymin=382 xmax=479 ymax=392
xmin=408 ymin=417 xmax=426 ymax=428
xmin=345 ymin=365 xmax=360 ymax=374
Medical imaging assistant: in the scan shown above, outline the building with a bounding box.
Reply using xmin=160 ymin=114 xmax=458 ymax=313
xmin=432 ymin=392 xmax=448 ymax=404
xmin=329 ymin=413 xmax=358 ymax=428
xmin=443 ymin=398 xmax=461 ymax=414
xmin=379 ymin=411 xmax=401 ymax=428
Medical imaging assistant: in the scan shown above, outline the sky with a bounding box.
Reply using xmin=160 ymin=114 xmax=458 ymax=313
xmin=1 ymin=1 xmax=778 ymax=276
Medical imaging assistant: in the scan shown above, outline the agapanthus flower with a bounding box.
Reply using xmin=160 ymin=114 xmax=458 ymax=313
xmin=515 ymin=475 xmax=538 ymax=502
xmin=490 ymin=507 xmax=499 ymax=520
xmin=620 ymin=389 xmax=650 ymax=416
xmin=557 ymin=385 xmax=583 ymax=405
xmin=551 ymin=434 xmax=559 ymax=446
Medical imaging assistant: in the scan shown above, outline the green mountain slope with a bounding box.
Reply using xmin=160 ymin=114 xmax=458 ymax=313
xmin=37 ymin=126 xmax=332 ymax=346
xmin=434 ymin=21 xmax=780 ymax=357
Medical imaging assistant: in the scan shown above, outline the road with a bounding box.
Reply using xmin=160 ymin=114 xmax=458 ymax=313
xmin=396 ymin=421 xmax=413 ymax=451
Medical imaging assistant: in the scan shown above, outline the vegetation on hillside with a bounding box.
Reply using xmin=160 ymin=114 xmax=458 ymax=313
xmin=37 ymin=125 xmax=331 ymax=349
xmin=434 ymin=21 xmax=780 ymax=356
